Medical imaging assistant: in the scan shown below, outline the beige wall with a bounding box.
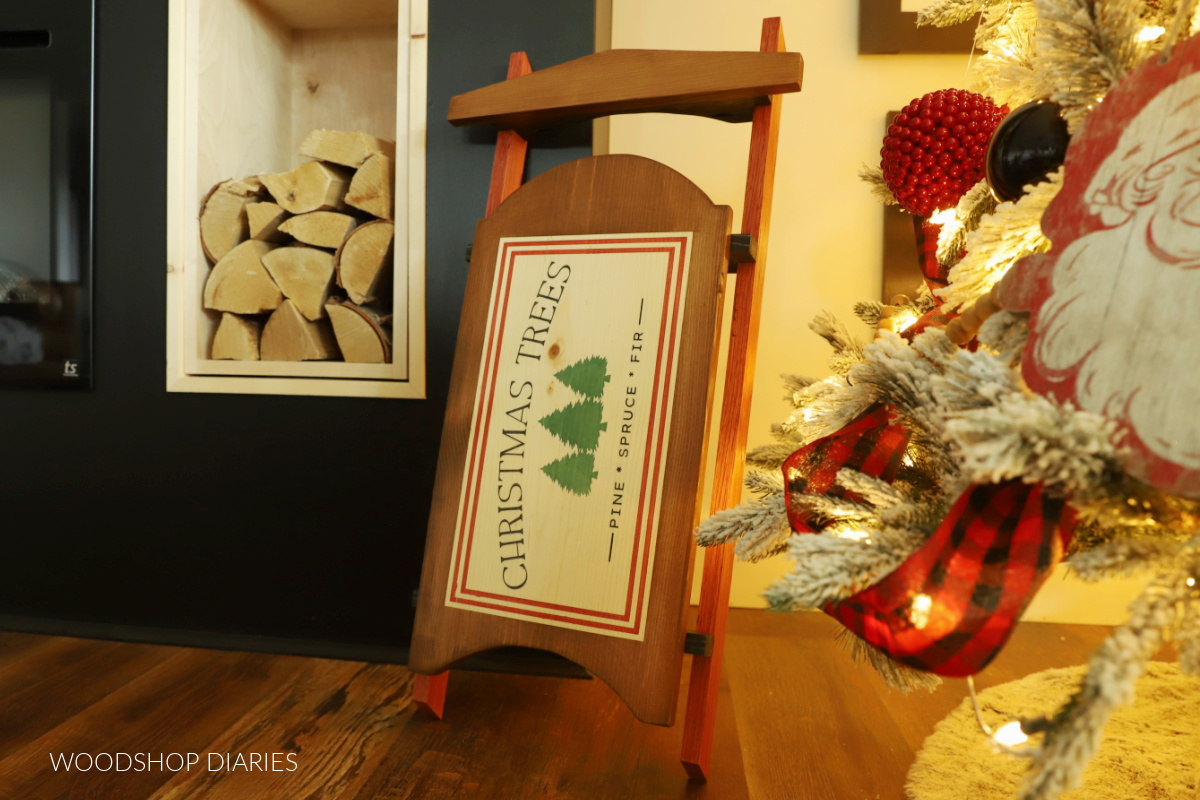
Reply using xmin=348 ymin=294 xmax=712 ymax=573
xmin=608 ymin=0 xmax=1145 ymax=624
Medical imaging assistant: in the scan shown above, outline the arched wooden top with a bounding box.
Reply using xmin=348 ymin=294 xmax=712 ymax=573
xmin=411 ymin=155 xmax=732 ymax=725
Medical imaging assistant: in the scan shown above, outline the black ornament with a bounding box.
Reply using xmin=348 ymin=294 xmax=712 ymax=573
xmin=985 ymin=100 xmax=1071 ymax=202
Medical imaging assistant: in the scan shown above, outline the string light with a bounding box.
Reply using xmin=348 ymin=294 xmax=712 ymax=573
xmin=909 ymin=593 xmax=933 ymax=629
xmin=832 ymin=528 xmax=871 ymax=541
xmin=1139 ymin=26 xmax=1167 ymax=42
xmin=967 ymin=677 xmax=1041 ymax=758
xmin=929 ymin=208 xmax=957 ymax=227
xmin=993 ymin=721 xmax=1029 ymax=747
xmin=827 ymin=507 xmax=860 ymax=519
xmin=1188 ymin=577 xmax=1196 ymax=587
xmin=893 ymin=310 xmax=919 ymax=333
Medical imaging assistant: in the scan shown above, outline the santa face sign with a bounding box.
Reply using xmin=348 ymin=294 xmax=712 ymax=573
xmin=1000 ymin=41 xmax=1200 ymax=498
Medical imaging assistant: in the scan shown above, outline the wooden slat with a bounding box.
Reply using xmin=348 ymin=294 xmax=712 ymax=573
xmin=413 ymin=669 xmax=448 ymax=718
xmin=485 ymin=129 xmax=528 ymax=216
xmin=448 ymin=49 xmax=803 ymax=130
xmin=682 ymin=17 xmax=788 ymax=780
xmin=254 ymin=0 xmax=398 ymax=30
xmin=414 ymin=51 xmax=534 ymax=721
xmin=408 ymin=154 xmax=733 ymax=726
xmin=485 ymin=52 xmax=533 ymax=217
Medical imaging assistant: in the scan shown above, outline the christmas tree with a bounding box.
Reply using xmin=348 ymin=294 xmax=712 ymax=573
xmin=555 ymin=356 xmax=611 ymax=399
xmin=542 ymin=451 xmax=599 ymax=496
xmin=695 ymin=2 xmax=1200 ymax=798
xmin=539 ymin=399 xmax=607 ymax=452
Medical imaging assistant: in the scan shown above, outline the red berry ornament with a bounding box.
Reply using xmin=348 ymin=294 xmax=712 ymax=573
xmin=881 ymin=89 xmax=1009 ymax=218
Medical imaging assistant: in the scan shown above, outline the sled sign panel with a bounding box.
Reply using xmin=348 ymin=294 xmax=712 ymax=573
xmin=445 ymin=233 xmax=693 ymax=640
xmin=411 ymin=154 xmax=731 ymax=725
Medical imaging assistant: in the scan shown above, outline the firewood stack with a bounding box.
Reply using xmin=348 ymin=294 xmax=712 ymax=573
xmin=198 ymin=129 xmax=396 ymax=363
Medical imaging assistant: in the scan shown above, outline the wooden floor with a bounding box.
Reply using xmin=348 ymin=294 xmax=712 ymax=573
xmin=0 ymin=610 xmax=1114 ymax=800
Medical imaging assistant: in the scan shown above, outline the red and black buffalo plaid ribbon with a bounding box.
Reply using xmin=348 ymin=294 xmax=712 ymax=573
xmin=782 ymin=404 xmax=911 ymax=534
xmin=904 ymin=304 xmax=960 ymax=342
xmin=914 ymin=216 xmax=950 ymax=297
xmin=826 ymin=481 xmax=1074 ymax=677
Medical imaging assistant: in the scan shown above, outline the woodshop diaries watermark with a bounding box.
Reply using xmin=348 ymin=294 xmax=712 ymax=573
xmin=48 ymin=752 xmax=299 ymax=772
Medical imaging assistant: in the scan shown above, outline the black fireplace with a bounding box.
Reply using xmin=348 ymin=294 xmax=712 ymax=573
xmin=0 ymin=0 xmax=93 ymax=388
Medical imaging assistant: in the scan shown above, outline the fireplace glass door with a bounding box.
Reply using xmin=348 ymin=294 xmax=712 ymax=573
xmin=0 ymin=0 xmax=93 ymax=388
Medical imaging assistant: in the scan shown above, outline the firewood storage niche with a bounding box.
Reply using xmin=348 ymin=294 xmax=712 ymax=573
xmin=166 ymin=0 xmax=427 ymax=398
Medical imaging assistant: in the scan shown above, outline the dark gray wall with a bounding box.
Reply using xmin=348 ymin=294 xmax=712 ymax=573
xmin=0 ymin=0 xmax=594 ymax=660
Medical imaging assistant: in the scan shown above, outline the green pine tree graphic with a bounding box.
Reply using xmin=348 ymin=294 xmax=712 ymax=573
xmin=541 ymin=451 xmax=598 ymax=496
xmin=555 ymin=356 xmax=610 ymax=399
xmin=538 ymin=399 xmax=607 ymax=453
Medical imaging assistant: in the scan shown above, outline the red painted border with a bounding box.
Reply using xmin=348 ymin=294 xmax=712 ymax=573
xmin=447 ymin=235 xmax=690 ymax=634
xmin=451 ymin=238 xmax=681 ymax=629
xmin=451 ymin=238 xmax=679 ymax=621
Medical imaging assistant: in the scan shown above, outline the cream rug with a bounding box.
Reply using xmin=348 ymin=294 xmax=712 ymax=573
xmin=906 ymin=662 xmax=1200 ymax=800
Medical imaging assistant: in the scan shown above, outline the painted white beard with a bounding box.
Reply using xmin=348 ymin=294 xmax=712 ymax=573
xmin=1034 ymin=226 xmax=1200 ymax=470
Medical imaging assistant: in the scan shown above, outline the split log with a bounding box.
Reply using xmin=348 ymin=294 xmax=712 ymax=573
xmin=211 ymin=313 xmax=262 ymax=360
xmin=260 ymin=161 xmax=351 ymax=215
xmin=203 ymin=240 xmax=282 ymax=315
xmin=336 ymin=220 xmax=394 ymax=305
xmin=247 ymin=201 xmax=290 ymax=242
xmin=199 ymin=177 xmax=265 ymax=263
xmin=299 ymin=129 xmax=396 ymax=169
xmin=260 ymin=300 xmax=339 ymax=361
xmin=326 ymin=298 xmax=392 ymax=363
xmin=261 ymin=247 xmax=336 ymax=322
xmin=345 ymin=153 xmax=395 ymax=220
xmin=278 ymin=211 xmax=357 ymax=249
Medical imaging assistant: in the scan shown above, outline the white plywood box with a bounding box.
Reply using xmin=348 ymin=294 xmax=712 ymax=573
xmin=166 ymin=0 xmax=427 ymax=398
